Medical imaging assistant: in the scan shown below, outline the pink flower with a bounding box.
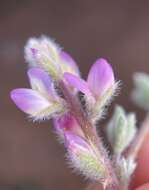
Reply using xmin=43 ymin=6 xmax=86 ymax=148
xmin=64 ymin=58 xmax=115 ymax=99
xmin=10 ymin=68 xmax=65 ymax=120
xmin=24 ymin=36 xmax=80 ymax=79
xmin=53 ymin=113 xmax=85 ymax=141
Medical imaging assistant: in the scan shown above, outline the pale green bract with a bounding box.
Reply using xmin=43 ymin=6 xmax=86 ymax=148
xmin=107 ymin=105 xmax=137 ymax=154
xmin=132 ymin=72 xmax=149 ymax=110
xmin=115 ymin=156 xmax=136 ymax=185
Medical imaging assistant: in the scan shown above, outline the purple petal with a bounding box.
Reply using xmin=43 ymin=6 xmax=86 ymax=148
xmin=87 ymin=58 xmax=115 ymax=97
xmin=53 ymin=113 xmax=85 ymax=139
xmin=60 ymin=51 xmax=80 ymax=76
xmin=27 ymin=68 xmax=53 ymax=96
xmin=10 ymin=88 xmax=50 ymax=115
xmin=56 ymin=113 xmax=76 ymax=130
xmin=31 ymin=48 xmax=38 ymax=56
xmin=64 ymin=72 xmax=92 ymax=96
xmin=64 ymin=131 xmax=90 ymax=151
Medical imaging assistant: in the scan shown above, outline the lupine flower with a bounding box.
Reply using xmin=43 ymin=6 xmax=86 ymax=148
xmin=64 ymin=58 xmax=118 ymax=121
xmin=53 ymin=113 xmax=85 ymax=142
xmin=10 ymin=68 xmax=65 ymax=120
xmin=25 ymin=36 xmax=80 ymax=79
xmin=64 ymin=58 xmax=115 ymax=98
xmin=65 ymin=131 xmax=107 ymax=181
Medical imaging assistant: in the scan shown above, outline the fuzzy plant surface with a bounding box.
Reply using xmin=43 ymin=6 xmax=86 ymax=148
xmin=10 ymin=36 xmax=149 ymax=190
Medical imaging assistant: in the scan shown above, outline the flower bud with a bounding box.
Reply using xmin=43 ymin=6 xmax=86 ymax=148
xmin=107 ymin=105 xmax=137 ymax=154
xmin=64 ymin=131 xmax=107 ymax=181
xmin=25 ymin=36 xmax=80 ymax=79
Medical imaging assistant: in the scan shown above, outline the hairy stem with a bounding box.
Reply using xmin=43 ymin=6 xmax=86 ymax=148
xmin=60 ymin=80 xmax=120 ymax=190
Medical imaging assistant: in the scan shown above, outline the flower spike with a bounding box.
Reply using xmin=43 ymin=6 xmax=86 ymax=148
xmin=10 ymin=35 xmax=144 ymax=190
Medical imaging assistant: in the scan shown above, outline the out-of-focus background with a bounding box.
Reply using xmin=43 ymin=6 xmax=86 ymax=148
xmin=0 ymin=0 xmax=149 ymax=189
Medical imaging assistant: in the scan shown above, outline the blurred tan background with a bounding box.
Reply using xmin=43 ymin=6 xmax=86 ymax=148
xmin=0 ymin=0 xmax=149 ymax=189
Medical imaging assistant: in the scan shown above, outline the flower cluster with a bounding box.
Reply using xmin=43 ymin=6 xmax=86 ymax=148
xmin=10 ymin=36 xmax=138 ymax=190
